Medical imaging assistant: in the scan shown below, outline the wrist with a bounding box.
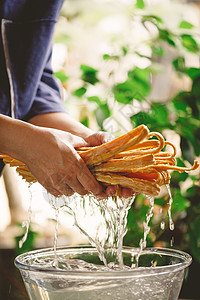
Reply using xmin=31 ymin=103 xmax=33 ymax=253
xmin=29 ymin=112 xmax=94 ymax=140
xmin=0 ymin=114 xmax=37 ymax=161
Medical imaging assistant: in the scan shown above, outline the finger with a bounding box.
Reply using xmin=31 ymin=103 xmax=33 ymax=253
xmin=70 ymin=136 xmax=88 ymax=148
xmin=105 ymin=185 xmax=133 ymax=198
xmin=106 ymin=185 xmax=122 ymax=197
xmin=76 ymin=158 xmax=103 ymax=195
xmin=100 ymin=131 xmax=115 ymax=143
xmin=121 ymin=187 xmax=134 ymax=198
xmin=85 ymin=131 xmax=114 ymax=146
xmin=67 ymin=179 xmax=88 ymax=196
xmin=96 ymin=192 xmax=107 ymax=200
xmin=105 ymin=185 xmax=116 ymax=196
xmin=43 ymin=175 xmax=75 ymax=197
xmin=55 ymin=173 xmax=88 ymax=196
xmin=59 ymin=183 xmax=75 ymax=197
xmin=45 ymin=186 xmax=62 ymax=197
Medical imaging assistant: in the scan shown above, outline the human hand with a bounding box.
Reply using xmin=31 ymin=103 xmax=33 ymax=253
xmin=85 ymin=131 xmax=134 ymax=199
xmin=96 ymin=185 xmax=134 ymax=200
xmin=23 ymin=127 xmax=103 ymax=197
xmin=85 ymin=131 xmax=114 ymax=146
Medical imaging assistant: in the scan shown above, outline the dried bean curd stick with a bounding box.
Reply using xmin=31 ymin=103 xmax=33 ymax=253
xmin=125 ymin=140 xmax=160 ymax=151
xmin=94 ymin=172 xmax=161 ymax=196
xmin=154 ymin=156 xmax=176 ymax=166
xmin=79 ymin=125 xmax=149 ymax=165
xmin=0 ymin=124 xmax=199 ymax=197
xmin=164 ymin=141 xmax=177 ymax=157
xmin=152 ymin=161 xmax=199 ymax=173
xmin=92 ymin=154 xmax=155 ymax=172
xmin=114 ymin=136 xmax=164 ymax=158
xmin=146 ymin=132 xmax=165 ymax=154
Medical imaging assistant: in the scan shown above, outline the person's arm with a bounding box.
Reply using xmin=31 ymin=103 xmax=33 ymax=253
xmin=29 ymin=112 xmax=93 ymax=138
xmin=0 ymin=114 xmax=104 ymax=197
xmin=28 ymin=112 xmax=113 ymax=145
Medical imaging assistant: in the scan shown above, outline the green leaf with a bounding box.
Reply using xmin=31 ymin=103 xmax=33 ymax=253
xmin=114 ymin=80 xmax=147 ymax=103
xmin=122 ymin=46 xmax=128 ymax=55
xmin=151 ymin=103 xmax=168 ymax=126
xmin=131 ymin=111 xmax=152 ymax=128
xmin=95 ymin=103 xmax=111 ymax=129
xmin=154 ymin=197 xmax=166 ymax=207
xmin=81 ymin=116 xmax=89 ymax=128
xmin=80 ymin=64 xmax=99 ymax=85
xmin=188 ymin=215 xmax=200 ymax=262
xmin=103 ymin=54 xmax=119 ymax=60
xmin=186 ymin=185 xmax=198 ymax=197
xmin=172 ymin=98 xmax=188 ymax=113
xmin=80 ymin=64 xmax=98 ymax=73
xmin=188 ymin=95 xmax=199 ymax=117
xmin=186 ymin=67 xmax=200 ymax=80
xmin=172 ymin=91 xmax=199 ymax=118
xmin=126 ymin=208 xmax=137 ymax=231
xmin=114 ymin=67 xmax=151 ymax=104
xmin=181 ymin=34 xmax=199 ymax=53
xmin=159 ymin=29 xmax=176 ymax=46
xmin=137 ymin=203 xmax=150 ymax=222
xmin=73 ymin=87 xmax=87 ymax=97
xmin=136 ymin=0 xmax=145 ymax=9
xmin=142 ymin=15 xmax=163 ymax=25
xmin=128 ymin=67 xmax=150 ymax=84
xmin=171 ymin=190 xmax=190 ymax=214
xmin=192 ymin=77 xmax=200 ymax=97
xmin=171 ymin=158 xmax=188 ymax=183
xmin=172 ymin=57 xmax=185 ymax=72
xmin=181 ymin=123 xmax=196 ymax=143
xmin=54 ymin=70 xmax=68 ymax=83
xmin=87 ymin=96 xmax=102 ymax=106
xmin=179 ymin=20 xmax=194 ymax=29
xmin=152 ymin=45 xmax=164 ymax=56
xmin=193 ymin=130 xmax=200 ymax=156
xmin=180 ymin=136 xmax=195 ymax=164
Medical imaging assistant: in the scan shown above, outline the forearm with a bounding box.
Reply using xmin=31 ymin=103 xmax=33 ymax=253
xmin=0 ymin=114 xmax=37 ymax=161
xmin=28 ymin=112 xmax=94 ymax=140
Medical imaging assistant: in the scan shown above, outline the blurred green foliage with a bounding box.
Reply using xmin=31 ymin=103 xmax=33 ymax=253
xmin=53 ymin=2 xmax=200 ymax=262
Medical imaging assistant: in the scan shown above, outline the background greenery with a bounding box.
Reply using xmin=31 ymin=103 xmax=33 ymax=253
xmin=54 ymin=0 xmax=200 ymax=263
xmin=16 ymin=0 xmax=200 ymax=297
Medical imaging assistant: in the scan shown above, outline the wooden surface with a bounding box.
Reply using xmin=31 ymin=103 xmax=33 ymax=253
xmin=0 ymin=249 xmax=29 ymax=300
xmin=0 ymin=248 xmax=199 ymax=300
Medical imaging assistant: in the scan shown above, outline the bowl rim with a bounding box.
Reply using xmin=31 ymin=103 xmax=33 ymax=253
xmin=14 ymin=245 xmax=192 ymax=278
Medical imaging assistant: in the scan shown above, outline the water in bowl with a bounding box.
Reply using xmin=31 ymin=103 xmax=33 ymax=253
xmin=15 ymin=246 xmax=191 ymax=300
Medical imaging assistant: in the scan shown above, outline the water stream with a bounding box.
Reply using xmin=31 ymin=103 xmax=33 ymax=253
xmin=19 ymin=184 xmax=175 ymax=269
xmin=166 ymin=184 xmax=175 ymax=231
xmin=47 ymin=193 xmax=135 ymax=267
xmin=19 ymin=183 xmax=33 ymax=248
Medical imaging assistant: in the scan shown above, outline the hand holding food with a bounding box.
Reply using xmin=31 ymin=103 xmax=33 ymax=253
xmin=1 ymin=125 xmax=199 ymax=197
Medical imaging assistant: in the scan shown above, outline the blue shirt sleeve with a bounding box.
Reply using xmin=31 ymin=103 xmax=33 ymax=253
xmin=25 ymin=50 xmax=66 ymax=121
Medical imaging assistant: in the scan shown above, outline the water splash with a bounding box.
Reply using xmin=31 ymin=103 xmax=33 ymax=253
xmin=166 ymin=184 xmax=174 ymax=231
xmin=24 ymin=182 xmax=175 ymax=269
xmin=19 ymin=183 xmax=33 ymax=248
xmin=160 ymin=221 xmax=165 ymax=230
xmin=46 ymin=192 xmax=135 ymax=267
xmin=139 ymin=196 xmax=155 ymax=251
xmin=52 ymin=208 xmax=59 ymax=268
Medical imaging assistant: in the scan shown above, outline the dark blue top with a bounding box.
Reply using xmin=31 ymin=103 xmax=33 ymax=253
xmin=0 ymin=0 xmax=66 ymax=174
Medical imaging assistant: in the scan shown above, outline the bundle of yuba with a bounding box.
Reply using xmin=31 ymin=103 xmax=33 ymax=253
xmin=0 ymin=125 xmax=199 ymax=196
